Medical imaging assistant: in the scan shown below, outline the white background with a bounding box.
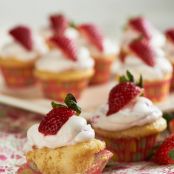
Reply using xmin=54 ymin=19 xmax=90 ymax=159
xmin=0 ymin=0 xmax=173 ymax=36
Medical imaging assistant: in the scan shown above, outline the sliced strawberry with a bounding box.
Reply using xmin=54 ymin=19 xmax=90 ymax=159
xmin=9 ymin=25 xmax=33 ymax=51
xmin=153 ymin=134 xmax=174 ymax=165
xmin=165 ymin=28 xmax=174 ymax=43
xmin=49 ymin=14 xmax=68 ymax=35
xmin=50 ymin=35 xmax=77 ymax=61
xmin=39 ymin=107 xmax=75 ymax=135
xmin=107 ymin=82 xmax=142 ymax=116
xmin=129 ymin=17 xmax=152 ymax=40
xmin=129 ymin=38 xmax=156 ymax=67
xmin=78 ymin=24 xmax=104 ymax=52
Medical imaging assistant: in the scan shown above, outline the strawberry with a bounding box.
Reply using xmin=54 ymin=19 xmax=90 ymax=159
xmin=153 ymin=134 xmax=174 ymax=165
xmin=78 ymin=24 xmax=104 ymax=52
xmin=49 ymin=14 xmax=68 ymax=35
xmin=129 ymin=16 xmax=152 ymax=40
xmin=107 ymin=79 xmax=142 ymax=116
xmin=165 ymin=28 xmax=174 ymax=43
xmin=50 ymin=35 xmax=77 ymax=61
xmin=129 ymin=38 xmax=156 ymax=67
xmin=9 ymin=25 xmax=33 ymax=51
xmin=38 ymin=93 xmax=81 ymax=136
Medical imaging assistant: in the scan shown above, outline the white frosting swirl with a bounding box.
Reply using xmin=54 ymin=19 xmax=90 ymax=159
xmin=35 ymin=47 xmax=94 ymax=72
xmin=122 ymin=28 xmax=166 ymax=49
xmin=91 ymin=97 xmax=162 ymax=131
xmin=0 ymin=33 xmax=48 ymax=61
xmin=115 ymin=49 xmax=172 ymax=80
xmin=165 ymin=40 xmax=174 ymax=62
xmin=24 ymin=116 xmax=95 ymax=152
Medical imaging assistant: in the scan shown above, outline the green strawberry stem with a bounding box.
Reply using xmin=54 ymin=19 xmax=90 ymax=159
xmin=51 ymin=93 xmax=81 ymax=116
xmin=69 ymin=21 xmax=77 ymax=29
xmin=168 ymin=149 xmax=174 ymax=160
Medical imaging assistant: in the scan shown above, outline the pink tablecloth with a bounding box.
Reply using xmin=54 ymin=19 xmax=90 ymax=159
xmin=0 ymin=104 xmax=174 ymax=174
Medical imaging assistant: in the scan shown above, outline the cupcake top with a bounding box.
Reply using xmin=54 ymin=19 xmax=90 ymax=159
xmin=91 ymin=72 xmax=162 ymax=131
xmin=115 ymin=38 xmax=172 ymax=81
xmin=121 ymin=16 xmax=165 ymax=49
xmin=35 ymin=35 xmax=94 ymax=72
xmin=0 ymin=25 xmax=48 ymax=61
xmin=24 ymin=94 xmax=95 ymax=152
xmin=165 ymin=28 xmax=174 ymax=62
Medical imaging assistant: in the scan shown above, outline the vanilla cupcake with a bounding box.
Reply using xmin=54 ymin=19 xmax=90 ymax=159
xmin=0 ymin=25 xmax=48 ymax=88
xmin=115 ymin=37 xmax=172 ymax=103
xmin=121 ymin=16 xmax=165 ymax=51
xmin=77 ymin=23 xmax=118 ymax=85
xmin=165 ymin=28 xmax=174 ymax=90
xmin=90 ymin=72 xmax=167 ymax=162
xmin=17 ymin=94 xmax=112 ymax=174
xmin=35 ymin=35 xmax=94 ymax=101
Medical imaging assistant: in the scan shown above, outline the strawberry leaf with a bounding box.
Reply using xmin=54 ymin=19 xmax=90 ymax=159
xmin=119 ymin=76 xmax=128 ymax=83
xmin=69 ymin=21 xmax=77 ymax=28
xmin=126 ymin=70 xmax=134 ymax=82
xmin=51 ymin=101 xmax=66 ymax=109
xmin=137 ymin=74 xmax=143 ymax=88
xmin=168 ymin=149 xmax=174 ymax=160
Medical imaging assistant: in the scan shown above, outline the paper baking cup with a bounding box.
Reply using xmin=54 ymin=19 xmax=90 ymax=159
xmin=144 ymin=78 xmax=171 ymax=103
xmin=17 ymin=150 xmax=112 ymax=174
xmin=39 ymin=78 xmax=90 ymax=102
xmin=1 ymin=66 xmax=35 ymax=88
xmin=96 ymin=134 xmax=158 ymax=162
xmin=90 ymin=58 xmax=113 ymax=85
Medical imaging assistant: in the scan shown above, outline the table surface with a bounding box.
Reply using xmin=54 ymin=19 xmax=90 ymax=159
xmin=0 ymin=104 xmax=174 ymax=174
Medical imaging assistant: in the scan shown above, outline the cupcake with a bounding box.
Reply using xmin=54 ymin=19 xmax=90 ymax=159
xmin=120 ymin=16 xmax=165 ymax=52
xmin=18 ymin=94 xmax=112 ymax=174
xmin=90 ymin=72 xmax=167 ymax=162
xmin=115 ymin=37 xmax=172 ymax=103
xmin=0 ymin=25 xmax=48 ymax=88
xmin=165 ymin=28 xmax=174 ymax=90
xmin=77 ymin=23 xmax=118 ymax=85
xmin=35 ymin=35 xmax=94 ymax=102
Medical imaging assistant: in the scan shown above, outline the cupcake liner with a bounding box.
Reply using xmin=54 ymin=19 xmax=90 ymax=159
xmin=17 ymin=150 xmax=112 ymax=174
xmin=144 ymin=78 xmax=171 ymax=103
xmin=96 ymin=134 xmax=158 ymax=162
xmin=39 ymin=78 xmax=90 ymax=102
xmin=90 ymin=58 xmax=113 ymax=85
xmin=1 ymin=66 xmax=35 ymax=88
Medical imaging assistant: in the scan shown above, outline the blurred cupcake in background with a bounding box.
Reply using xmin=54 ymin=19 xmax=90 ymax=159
xmin=165 ymin=28 xmax=174 ymax=91
xmin=0 ymin=25 xmax=48 ymax=88
xmin=77 ymin=23 xmax=119 ymax=85
xmin=120 ymin=16 xmax=165 ymax=54
xmin=114 ymin=37 xmax=172 ymax=103
xmin=35 ymin=35 xmax=94 ymax=102
xmin=90 ymin=72 xmax=167 ymax=162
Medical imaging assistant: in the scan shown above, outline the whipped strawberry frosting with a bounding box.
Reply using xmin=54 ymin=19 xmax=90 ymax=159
xmin=35 ymin=47 xmax=94 ymax=72
xmin=91 ymin=96 xmax=162 ymax=131
xmin=0 ymin=33 xmax=48 ymax=61
xmin=24 ymin=115 xmax=95 ymax=152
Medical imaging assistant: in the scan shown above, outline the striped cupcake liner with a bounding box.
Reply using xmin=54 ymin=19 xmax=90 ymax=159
xmin=1 ymin=66 xmax=35 ymax=88
xmin=90 ymin=58 xmax=113 ymax=85
xmin=39 ymin=78 xmax=90 ymax=102
xmin=96 ymin=134 xmax=158 ymax=162
xmin=144 ymin=78 xmax=171 ymax=103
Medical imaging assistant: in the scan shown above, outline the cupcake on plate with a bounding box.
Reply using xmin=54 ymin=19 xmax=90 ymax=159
xmin=17 ymin=94 xmax=112 ymax=174
xmin=35 ymin=34 xmax=94 ymax=102
xmin=77 ymin=23 xmax=118 ymax=85
xmin=120 ymin=16 xmax=165 ymax=53
xmin=115 ymin=37 xmax=172 ymax=103
xmin=90 ymin=72 xmax=167 ymax=162
xmin=165 ymin=28 xmax=174 ymax=90
xmin=0 ymin=25 xmax=48 ymax=88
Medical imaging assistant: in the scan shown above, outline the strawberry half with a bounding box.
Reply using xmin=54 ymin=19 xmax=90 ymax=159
xmin=49 ymin=14 xmax=68 ymax=35
xmin=9 ymin=25 xmax=33 ymax=51
xmin=49 ymin=35 xmax=77 ymax=61
xmin=165 ymin=28 xmax=174 ymax=43
xmin=129 ymin=38 xmax=156 ymax=67
xmin=39 ymin=107 xmax=75 ymax=135
xmin=129 ymin=17 xmax=152 ymax=40
xmin=107 ymin=82 xmax=142 ymax=116
xmin=153 ymin=134 xmax=174 ymax=165
xmin=78 ymin=24 xmax=104 ymax=52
